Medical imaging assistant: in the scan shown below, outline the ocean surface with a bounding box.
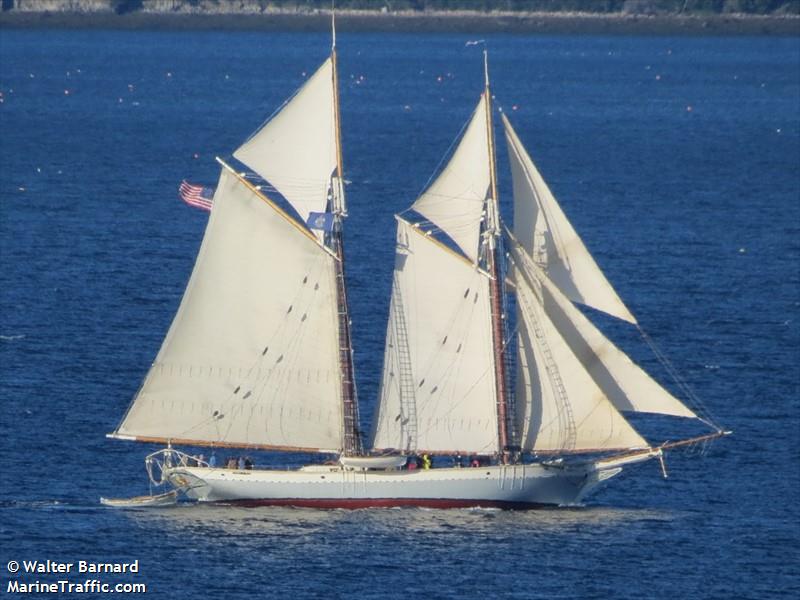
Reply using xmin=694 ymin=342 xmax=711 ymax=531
xmin=1 ymin=29 xmax=798 ymax=599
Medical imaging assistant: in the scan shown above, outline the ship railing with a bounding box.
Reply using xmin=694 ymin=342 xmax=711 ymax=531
xmin=145 ymin=448 xmax=209 ymax=486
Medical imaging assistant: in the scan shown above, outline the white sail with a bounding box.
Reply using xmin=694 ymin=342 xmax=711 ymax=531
xmin=509 ymin=234 xmax=697 ymax=420
xmin=503 ymin=113 xmax=637 ymax=324
xmin=509 ymin=243 xmax=648 ymax=452
xmin=233 ymin=59 xmax=336 ymax=225
xmin=410 ymin=95 xmax=490 ymax=263
xmin=372 ymin=218 xmax=499 ymax=454
xmin=116 ymin=166 xmax=344 ymax=452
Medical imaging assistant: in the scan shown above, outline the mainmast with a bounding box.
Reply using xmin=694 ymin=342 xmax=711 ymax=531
xmin=482 ymin=51 xmax=512 ymax=460
xmin=330 ymin=16 xmax=363 ymax=456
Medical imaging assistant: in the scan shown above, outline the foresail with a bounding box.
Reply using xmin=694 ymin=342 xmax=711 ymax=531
xmin=509 ymin=233 xmax=697 ymax=420
xmin=372 ymin=218 xmax=499 ymax=454
xmin=233 ymin=58 xmax=336 ymax=225
xmin=410 ymin=95 xmax=490 ymax=263
xmin=503 ymin=113 xmax=637 ymax=324
xmin=115 ymin=166 xmax=344 ymax=452
xmin=509 ymin=242 xmax=648 ymax=453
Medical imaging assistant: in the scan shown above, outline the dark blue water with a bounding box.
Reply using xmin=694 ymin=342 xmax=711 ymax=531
xmin=1 ymin=30 xmax=798 ymax=599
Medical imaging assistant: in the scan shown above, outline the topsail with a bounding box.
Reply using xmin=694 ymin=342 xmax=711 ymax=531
xmin=234 ymin=59 xmax=337 ymax=225
xmin=410 ymin=95 xmax=491 ymax=263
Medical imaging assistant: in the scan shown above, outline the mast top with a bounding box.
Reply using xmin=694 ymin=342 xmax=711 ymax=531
xmin=331 ymin=2 xmax=336 ymax=51
xmin=483 ymin=49 xmax=490 ymax=90
xmin=483 ymin=49 xmax=500 ymax=238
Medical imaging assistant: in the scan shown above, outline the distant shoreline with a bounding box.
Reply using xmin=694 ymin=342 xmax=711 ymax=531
xmin=1 ymin=11 xmax=798 ymax=36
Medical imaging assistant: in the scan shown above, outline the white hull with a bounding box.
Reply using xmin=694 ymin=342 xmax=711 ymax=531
xmin=164 ymin=458 xmax=645 ymax=509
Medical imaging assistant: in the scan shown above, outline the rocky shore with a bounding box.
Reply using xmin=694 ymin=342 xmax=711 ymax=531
xmin=1 ymin=1 xmax=798 ymax=35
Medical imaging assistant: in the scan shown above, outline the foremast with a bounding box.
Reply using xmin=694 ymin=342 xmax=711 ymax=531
xmin=482 ymin=51 xmax=513 ymax=461
xmin=331 ymin=29 xmax=363 ymax=457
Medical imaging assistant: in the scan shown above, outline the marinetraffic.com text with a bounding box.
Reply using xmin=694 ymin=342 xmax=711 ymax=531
xmin=6 ymin=559 xmax=146 ymax=595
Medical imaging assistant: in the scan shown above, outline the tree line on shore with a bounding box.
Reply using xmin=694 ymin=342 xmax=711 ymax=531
xmin=5 ymin=0 xmax=799 ymax=16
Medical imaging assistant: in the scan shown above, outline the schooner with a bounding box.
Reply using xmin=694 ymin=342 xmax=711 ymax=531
xmin=108 ymin=40 xmax=727 ymax=508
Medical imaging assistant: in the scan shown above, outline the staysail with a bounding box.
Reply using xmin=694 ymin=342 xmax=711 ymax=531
xmin=372 ymin=218 xmax=499 ymax=454
xmin=508 ymin=230 xmax=697 ymax=420
xmin=233 ymin=59 xmax=336 ymax=225
xmin=503 ymin=113 xmax=637 ymax=324
xmin=509 ymin=240 xmax=648 ymax=452
xmin=113 ymin=166 xmax=345 ymax=452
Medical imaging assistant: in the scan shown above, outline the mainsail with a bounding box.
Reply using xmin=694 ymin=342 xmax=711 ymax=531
xmin=372 ymin=218 xmax=498 ymax=454
xmin=114 ymin=167 xmax=344 ymax=452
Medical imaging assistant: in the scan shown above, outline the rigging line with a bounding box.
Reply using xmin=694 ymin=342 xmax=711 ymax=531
xmin=399 ymin=102 xmax=478 ymax=217
xmin=509 ymin=228 xmax=718 ymax=434
xmin=516 ymin=281 xmax=578 ymax=450
xmin=412 ymin=366 xmax=494 ymax=435
xmin=409 ymin=208 xmax=485 ymax=228
xmin=248 ymin=332 xmax=310 ymax=446
xmin=409 ymin=304 xmax=497 ymax=447
xmin=218 ymin=254 xmax=329 ymax=406
xmin=411 ymin=272 xmax=486 ymax=384
xmin=412 ymin=188 xmax=489 ymax=202
xmin=250 ymin=175 xmax=332 ymax=187
xmin=400 ymin=216 xmax=490 ymax=274
xmin=237 ymin=57 xmax=331 ymax=148
xmin=175 ymin=410 xmax=224 ymax=440
xmin=636 ymin=324 xmax=722 ymax=430
xmin=261 ymin=286 xmax=322 ymax=404
xmin=508 ymin=241 xmax=582 ymax=449
xmin=218 ymin=401 xmax=239 ymax=444
xmin=213 ymin=258 xmax=333 ymax=447
xmin=219 ymin=159 xmax=339 ymax=260
xmin=249 ymin=263 xmax=331 ymax=397
xmin=400 ymin=355 xmax=496 ymax=450
xmin=383 ymin=278 xmax=418 ymax=451
xmin=237 ymin=170 xmax=332 ymax=189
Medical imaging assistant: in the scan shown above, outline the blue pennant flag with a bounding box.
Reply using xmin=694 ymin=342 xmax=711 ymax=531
xmin=306 ymin=211 xmax=334 ymax=232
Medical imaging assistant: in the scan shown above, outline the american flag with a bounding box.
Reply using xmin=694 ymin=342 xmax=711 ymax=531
xmin=179 ymin=180 xmax=214 ymax=211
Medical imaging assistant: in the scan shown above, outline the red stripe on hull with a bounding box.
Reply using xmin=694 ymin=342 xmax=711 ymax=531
xmin=214 ymin=498 xmax=550 ymax=510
